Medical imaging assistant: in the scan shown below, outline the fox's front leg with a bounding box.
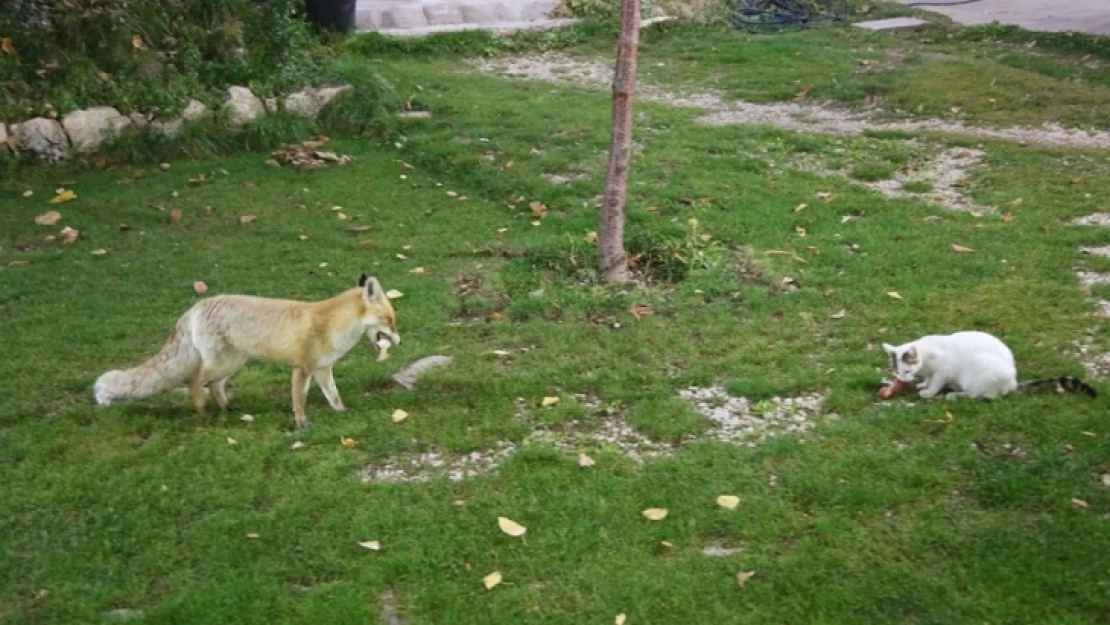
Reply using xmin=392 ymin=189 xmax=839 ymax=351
xmin=313 ymin=367 xmax=345 ymax=412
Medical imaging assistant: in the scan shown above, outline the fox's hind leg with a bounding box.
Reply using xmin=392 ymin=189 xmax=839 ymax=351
xmin=212 ymin=378 xmax=231 ymax=411
xmin=187 ymin=378 xmax=207 ymax=415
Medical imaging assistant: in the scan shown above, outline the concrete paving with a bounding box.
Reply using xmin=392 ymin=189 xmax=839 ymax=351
xmin=356 ymin=0 xmax=572 ymax=36
xmin=895 ymin=0 xmax=1110 ymax=36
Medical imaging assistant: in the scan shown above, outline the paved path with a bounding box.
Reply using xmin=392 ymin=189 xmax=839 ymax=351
xmin=896 ymin=0 xmax=1110 ymax=36
xmin=356 ymin=0 xmax=574 ymax=36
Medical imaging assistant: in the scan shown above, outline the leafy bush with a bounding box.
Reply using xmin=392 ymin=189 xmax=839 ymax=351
xmin=0 ymin=0 xmax=328 ymax=120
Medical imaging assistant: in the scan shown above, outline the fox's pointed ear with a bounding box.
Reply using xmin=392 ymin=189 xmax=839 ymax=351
xmin=358 ymin=273 xmax=369 ymax=288
xmin=362 ymin=276 xmax=384 ymax=301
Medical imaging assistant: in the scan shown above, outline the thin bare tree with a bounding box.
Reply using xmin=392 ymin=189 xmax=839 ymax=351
xmin=598 ymin=0 xmax=642 ymax=284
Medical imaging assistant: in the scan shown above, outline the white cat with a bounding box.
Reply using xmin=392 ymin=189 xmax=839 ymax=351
xmin=883 ymin=331 xmax=1096 ymax=400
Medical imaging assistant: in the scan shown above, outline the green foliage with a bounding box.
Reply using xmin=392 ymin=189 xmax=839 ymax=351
xmin=0 ymin=0 xmax=327 ymax=119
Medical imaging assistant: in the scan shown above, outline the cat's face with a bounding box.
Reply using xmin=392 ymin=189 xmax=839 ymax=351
xmin=882 ymin=342 xmax=922 ymax=382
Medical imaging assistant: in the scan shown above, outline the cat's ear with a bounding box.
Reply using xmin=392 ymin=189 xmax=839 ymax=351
xmin=903 ymin=345 xmax=919 ymax=364
xmin=882 ymin=342 xmax=896 ymax=354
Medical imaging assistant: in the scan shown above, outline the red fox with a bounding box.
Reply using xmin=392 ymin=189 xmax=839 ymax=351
xmin=94 ymin=274 xmax=400 ymax=428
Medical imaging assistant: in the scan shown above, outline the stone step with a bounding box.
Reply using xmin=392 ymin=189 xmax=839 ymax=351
xmin=356 ymin=0 xmax=561 ymax=32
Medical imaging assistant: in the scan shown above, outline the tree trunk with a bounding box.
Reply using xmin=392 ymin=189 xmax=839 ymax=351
xmin=598 ymin=0 xmax=641 ymax=284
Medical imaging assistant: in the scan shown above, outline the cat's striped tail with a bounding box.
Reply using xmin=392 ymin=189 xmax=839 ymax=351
xmin=1017 ymin=376 xmax=1097 ymax=398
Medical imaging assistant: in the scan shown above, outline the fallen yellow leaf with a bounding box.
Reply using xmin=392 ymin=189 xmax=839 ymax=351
xmin=391 ymin=409 xmax=408 ymax=423
xmin=227 ymin=437 xmax=238 ymax=445
xmin=0 ymin=38 xmax=15 ymax=56
xmin=50 ymin=189 xmax=76 ymax=204
xmin=246 ymin=532 xmax=259 ymax=539
xmin=886 ymin=291 xmax=902 ymax=300
xmin=541 ymin=396 xmax=560 ymax=407
xmin=497 ymin=517 xmax=527 ymax=537
xmin=642 ymin=508 xmax=668 ymax=521
xmin=794 ymin=203 xmax=807 ymax=213
xmin=91 ymin=249 xmax=107 ymax=256
xmin=585 ymin=231 xmax=598 ymax=244
xmin=829 ymin=309 xmax=846 ymax=320
xmin=578 ymin=453 xmax=596 ymax=468
xmin=1071 ymin=498 xmax=1089 ymax=508
xmin=737 ymin=571 xmax=756 ymax=588
xmin=34 ymin=210 xmax=61 ymax=225
xmin=239 ymin=215 xmax=256 ymax=224
xmin=358 ymin=540 xmax=381 ymax=551
xmin=615 ymin=615 xmax=627 ymax=625
xmin=483 ymin=571 xmax=502 ymax=590
xmin=717 ymin=495 xmax=740 ymax=510
xmin=22 ymin=190 xmax=33 ymax=197
xmin=951 ymin=244 xmax=975 ymax=253
xmin=341 ymin=437 xmax=357 ymax=449
xmin=131 ymin=34 xmax=145 ymax=50
xmin=386 ymin=289 xmax=403 ymax=299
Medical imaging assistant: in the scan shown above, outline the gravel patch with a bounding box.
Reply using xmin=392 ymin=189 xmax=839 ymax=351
xmin=361 ymin=390 xmax=829 ymax=483
xmin=863 ymin=148 xmax=991 ymax=212
xmin=1076 ymin=270 xmax=1110 ymax=286
xmin=1080 ymin=246 xmax=1110 ymax=257
xmin=1073 ymin=213 xmax=1110 ymax=226
xmin=678 ymin=386 xmax=831 ymax=447
xmin=473 ymin=53 xmax=1110 ymax=149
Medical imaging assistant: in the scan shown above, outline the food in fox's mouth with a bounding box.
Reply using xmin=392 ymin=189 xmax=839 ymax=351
xmin=376 ymin=338 xmax=392 ymax=361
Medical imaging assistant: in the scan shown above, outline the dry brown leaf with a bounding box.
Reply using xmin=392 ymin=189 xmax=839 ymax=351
xmin=642 ymin=508 xmax=668 ymax=521
xmin=50 ymin=189 xmax=76 ymax=204
xmin=629 ymin=304 xmax=651 ymax=321
xmin=1 ymin=38 xmax=15 ymax=56
xmin=816 ymin=192 xmax=834 ymax=202
xmin=1071 ymin=498 xmax=1089 ymax=508
xmin=497 ymin=517 xmax=527 ymax=537
xmin=409 ymin=266 xmax=426 ymax=275
xmin=887 ymin=291 xmax=902 ymax=300
xmin=290 ymin=441 xmax=306 ymax=451
xmin=35 ymin=210 xmax=61 ymax=226
xmin=358 ymin=541 xmax=381 ymax=551
xmin=578 ymin=453 xmax=596 ymax=468
xmin=193 ymin=281 xmax=208 ymax=295
xmin=97 ymin=71 xmax=113 ymax=82
xmin=794 ymin=203 xmax=807 ymax=213
xmin=717 ymin=495 xmax=741 ymax=510
xmin=446 ymin=191 xmax=458 ymax=198
xmin=131 ymin=34 xmax=145 ymax=50
xmin=530 ymin=201 xmax=547 ymax=219
xmin=348 ymin=225 xmax=372 ymax=233
xmin=391 ymin=409 xmax=408 ymax=423
xmin=1002 ymin=212 xmax=1014 ymax=223
xmin=585 ymin=231 xmax=598 ymax=244
xmin=483 ymin=571 xmax=502 ymax=590
xmin=830 ymin=309 xmax=846 ymax=320
xmin=794 ymin=226 xmax=806 ymax=237
xmin=341 ymin=437 xmax=357 ymax=449
xmin=541 ymin=396 xmax=560 ymax=407
xmin=60 ymin=226 xmax=79 ymax=244
xmin=239 ymin=215 xmax=256 ymax=224
xmin=169 ymin=209 xmax=182 ymax=225
xmin=737 ymin=571 xmax=756 ymax=588
xmin=385 ymin=289 xmax=403 ymax=299
xmin=951 ymin=244 xmax=975 ymax=253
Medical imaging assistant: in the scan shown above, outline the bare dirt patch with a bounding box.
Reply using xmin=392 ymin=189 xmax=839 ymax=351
xmin=473 ymin=53 xmax=1110 ymax=149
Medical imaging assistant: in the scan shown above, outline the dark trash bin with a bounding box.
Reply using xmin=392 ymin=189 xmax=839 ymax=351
xmin=304 ymin=0 xmax=357 ymax=33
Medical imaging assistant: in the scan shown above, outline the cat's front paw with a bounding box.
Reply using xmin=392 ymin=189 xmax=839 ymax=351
xmin=918 ymin=389 xmax=938 ymax=399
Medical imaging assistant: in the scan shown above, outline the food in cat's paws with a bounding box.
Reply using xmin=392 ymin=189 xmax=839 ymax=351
xmin=878 ymin=378 xmax=908 ymax=400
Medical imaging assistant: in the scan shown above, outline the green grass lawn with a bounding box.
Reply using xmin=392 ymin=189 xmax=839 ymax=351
xmin=2 ymin=18 xmax=1110 ymax=625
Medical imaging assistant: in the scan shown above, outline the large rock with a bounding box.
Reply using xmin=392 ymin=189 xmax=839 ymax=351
xmin=223 ymin=87 xmax=265 ymax=126
xmin=13 ymin=117 xmax=69 ymax=162
xmin=0 ymin=122 xmax=7 ymax=149
xmin=61 ymin=106 xmax=133 ymax=152
xmin=284 ymin=85 xmax=353 ymax=118
xmin=182 ymin=99 xmax=208 ymax=121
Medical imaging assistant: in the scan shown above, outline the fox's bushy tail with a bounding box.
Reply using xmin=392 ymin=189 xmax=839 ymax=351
xmin=1017 ymin=376 xmax=1097 ymax=398
xmin=94 ymin=315 xmax=201 ymax=405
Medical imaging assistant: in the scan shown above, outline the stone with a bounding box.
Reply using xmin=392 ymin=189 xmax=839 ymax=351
xmin=0 ymin=122 xmax=7 ymax=148
xmin=264 ymin=97 xmax=278 ymax=113
xmin=380 ymin=5 xmax=429 ymax=29
xmin=128 ymin=112 xmax=150 ymax=130
xmin=398 ymin=110 xmax=432 ymax=119
xmin=423 ymin=3 xmax=465 ymax=25
xmin=182 ymin=99 xmax=208 ymax=122
xmin=151 ymin=119 xmax=183 ymax=136
xmin=462 ymin=3 xmax=499 ymax=23
xmin=223 ymin=87 xmax=265 ymax=126
xmin=14 ymin=117 xmax=69 ymax=162
xmin=284 ymin=85 xmax=352 ymax=118
xmin=853 ymin=17 xmax=928 ymax=33
xmin=61 ymin=106 xmax=133 ymax=152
